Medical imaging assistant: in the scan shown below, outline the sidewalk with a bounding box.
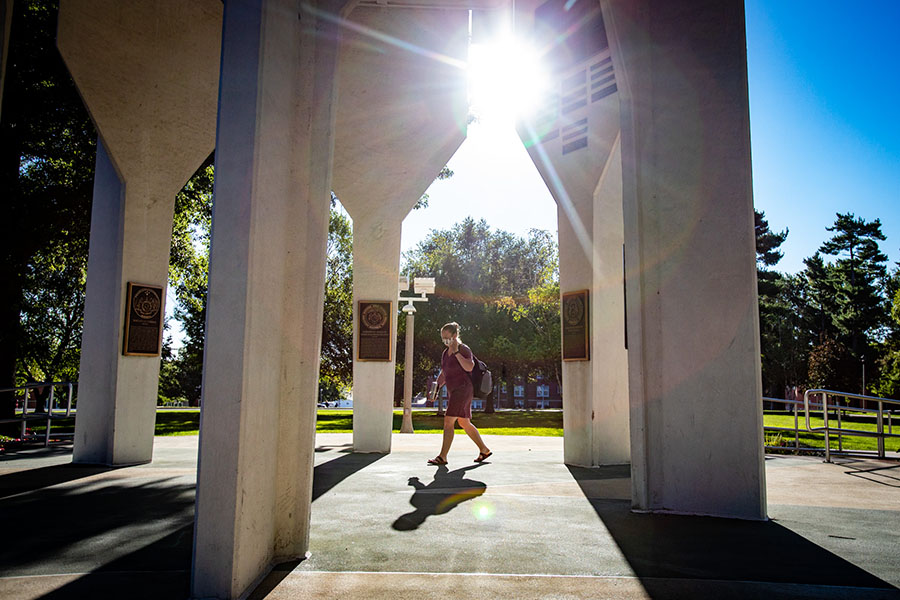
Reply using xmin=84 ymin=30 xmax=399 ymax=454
xmin=1 ymin=434 xmax=898 ymax=599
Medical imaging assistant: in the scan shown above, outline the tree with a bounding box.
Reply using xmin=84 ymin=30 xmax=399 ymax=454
xmin=808 ymin=336 xmax=857 ymax=393
xmin=401 ymin=219 xmax=560 ymax=409
xmin=1 ymin=0 xmax=95 ymax=422
xmin=319 ymin=195 xmax=354 ymax=401
xmin=754 ymin=210 xmax=794 ymax=396
xmin=158 ymin=159 xmax=214 ymax=406
xmin=873 ymin=284 xmax=900 ymax=399
xmin=755 ymin=209 xmax=788 ymax=299
xmin=412 ymin=166 xmax=453 ymax=210
xmin=818 ymin=212 xmax=889 ymax=355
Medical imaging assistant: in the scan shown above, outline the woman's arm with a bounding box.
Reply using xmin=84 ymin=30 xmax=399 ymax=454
xmin=453 ymin=346 xmax=475 ymax=372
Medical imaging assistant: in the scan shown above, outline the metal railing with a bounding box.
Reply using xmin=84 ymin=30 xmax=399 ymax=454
xmin=803 ymin=389 xmax=899 ymax=462
xmin=763 ymin=396 xmax=805 ymax=452
xmin=0 ymin=382 xmax=75 ymax=446
xmin=763 ymin=391 xmax=899 ymax=461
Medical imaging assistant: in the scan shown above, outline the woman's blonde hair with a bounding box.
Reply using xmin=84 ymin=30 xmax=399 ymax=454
xmin=441 ymin=322 xmax=462 ymax=344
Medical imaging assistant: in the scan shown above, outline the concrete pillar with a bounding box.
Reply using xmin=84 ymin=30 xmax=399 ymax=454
xmin=191 ymin=0 xmax=341 ymax=596
xmin=57 ymin=0 xmax=221 ymax=465
xmin=331 ymin=6 xmax=468 ymax=453
xmin=350 ymin=211 xmax=402 ymax=453
xmin=603 ymin=0 xmax=766 ymax=519
xmin=72 ymin=139 xmax=180 ymax=465
xmin=590 ymin=135 xmax=629 ymax=465
xmin=515 ymin=0 xmax=629 ymax=467
xmin=72 ymin=141 xmax=129 ymax=463
xmin=71 ymin=170 xmax=180 ymax=464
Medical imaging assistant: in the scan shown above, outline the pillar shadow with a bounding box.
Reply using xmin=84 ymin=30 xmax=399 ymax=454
xmin=35 ymin=525 xmax=194 ymax=600
xmin=842 ymin=462 xmax=900 ymax=487
xmin=245 ymin=559 xmax=304 ymax=600
xmin=567 ymin=466 xmax=899 ymax=598
xmin=312 ymin=451 xmax=384 ymax=502
xmin=314 ymin=443 xmax=353 ymax=453
xmin=392 ymin=464 xmax=486 ymax=531
xmin=0 ymin=476 xmax=195 ymax=574
xmin=0 ymin=443 xmax=74 ymax=461
xmin=0 ymin=463 xmax=123 ymax=499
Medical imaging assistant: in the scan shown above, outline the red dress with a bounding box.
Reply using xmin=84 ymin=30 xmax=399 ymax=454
xmin=442 ymin=344 xmax=474 ymax=418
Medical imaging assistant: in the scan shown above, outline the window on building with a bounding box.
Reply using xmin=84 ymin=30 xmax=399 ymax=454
xmin=537 ymin=384 xmax=550 ymax=398
xmin=514 ymin=385 xmax=524 ymax=398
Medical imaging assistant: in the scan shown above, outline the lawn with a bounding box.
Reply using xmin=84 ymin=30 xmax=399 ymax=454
xmin=11 ymin=409 xmax=562 ymax=439
xmin=12 ymin=409 xmax=898 ymax=454
xmin=316 ymin=409 xmax=564 ymax=436
xmin=763 ymin=410 xmax=900 ymax=453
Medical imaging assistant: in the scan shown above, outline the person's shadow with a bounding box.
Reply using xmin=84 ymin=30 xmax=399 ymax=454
xmin=392 ymin=464 xmax=486 ymax=531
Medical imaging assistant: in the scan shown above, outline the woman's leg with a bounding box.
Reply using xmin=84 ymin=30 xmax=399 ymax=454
xmin=438 ymin=415 xmax=457 ymax=459
xmin=456 ymin=417 xmax=490 ymax=455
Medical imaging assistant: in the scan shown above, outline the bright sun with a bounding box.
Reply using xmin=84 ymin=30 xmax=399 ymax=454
xmin=468 ymin=36 xmax=551 ymax=128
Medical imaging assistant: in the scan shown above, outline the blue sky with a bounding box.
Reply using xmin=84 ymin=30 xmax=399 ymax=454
xmin=746 ymin=0 xmax=900 ymax=273
xmin=401 ymin=1 xmax=900 ymax=276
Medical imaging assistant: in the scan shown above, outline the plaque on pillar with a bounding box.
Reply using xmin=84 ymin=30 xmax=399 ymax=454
xmin=123 ymin=282 xmax=164 ymax=356
xmin=357 ymin=301 xmax=393 ymax=361
xmin=562 ymin=289 xmax=590 ymax=361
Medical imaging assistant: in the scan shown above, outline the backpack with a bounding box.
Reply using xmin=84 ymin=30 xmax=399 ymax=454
xmin=469 ymin=355 xmax=493 ymax=399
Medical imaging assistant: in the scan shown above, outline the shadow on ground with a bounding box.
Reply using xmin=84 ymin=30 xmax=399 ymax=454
xmin=0 ymin=462 xmax=120 ymax=498
xmin=0 ymin=457 xmax=195 ymax=600
xmin=568 ymin=465 xmax=899 ymax=598
xmin=842 ymin=461 xmax=900 ymax=488
xmin=392 ymin=463 xmax=486 ymax=531
xmin=0 ymin=443 xmax=74 ymax=462
xmin=312 ymin=451 xmax=385 ymax=502
xmin=34 ymin=525 xmax=193 ymax=600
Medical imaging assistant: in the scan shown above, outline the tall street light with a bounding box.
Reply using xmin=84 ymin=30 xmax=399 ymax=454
xmin=399 ymin=276 xmax=435 ymax=433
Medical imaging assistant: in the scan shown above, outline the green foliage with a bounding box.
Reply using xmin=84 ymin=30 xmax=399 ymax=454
xmin=755 ymin=209 xmax=788 ymax=298
xmin=400 ymin=218 xmax=560 ymax=406
xmin=755 ymin=210 xmax=894 ymax=398
xmin=319 ymin=197 xmax=353 ymax=390
xmin=816 ymin=212 xmax=889 ymax=352
xmin=158 ymin=161 xmax=214 ymax=406
xmin=2 ymin=0 xmax=95 ymax=406
xmin=807 ymin=337 xmax=858 ymax=392
xmin=872 ymin=287 xmax=900 ymax=399
xmin=755 ymin=210 xmax=793 ymax=395
xmin=412 ymin=166 xmax=453 ymax=211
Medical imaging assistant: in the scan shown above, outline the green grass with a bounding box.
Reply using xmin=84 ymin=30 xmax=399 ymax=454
xmin=13 ymin=410 xmax=203 ymax=438
xmin=10 ymin=409 xmax=562 ymax=439
xmin=316 ymin=409 xmax=563 ymax=436
xmin=13 ymin=409 xmax=897 ymax=452
xmin=155 ymin=410 xmax=201 ymax=436
xmin=763 ymin=410 xmax=900 ymax=453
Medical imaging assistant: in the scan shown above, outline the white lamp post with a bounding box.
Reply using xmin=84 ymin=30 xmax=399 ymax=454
xmin=399 ymin=277 xmax=435 ymax=433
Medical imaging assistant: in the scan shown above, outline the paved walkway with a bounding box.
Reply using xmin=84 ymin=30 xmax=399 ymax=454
xmin=1 ymin=434 xmax=898 ymax=599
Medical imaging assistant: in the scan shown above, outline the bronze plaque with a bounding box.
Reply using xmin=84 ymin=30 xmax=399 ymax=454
xmin=357 ymin=301 xmax=393 ymax=361
xmin=562 ymin=289 xmax=590 ymax=361
xmin=123 ymin=282 xmax=164 ymax=356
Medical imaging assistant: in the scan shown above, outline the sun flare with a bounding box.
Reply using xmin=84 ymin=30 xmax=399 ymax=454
xmin=468 ymin=36 xmax=552 ymax=128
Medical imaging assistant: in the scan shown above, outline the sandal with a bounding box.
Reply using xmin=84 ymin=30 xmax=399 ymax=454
xmin=474 ymin=451 xmax=492 ymax=463
xmin=427 ymin=456 xmax=448 ymax=465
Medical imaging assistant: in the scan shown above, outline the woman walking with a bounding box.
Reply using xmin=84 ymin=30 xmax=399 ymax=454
xmin=428 ymin=322 xmax=492 ymax=465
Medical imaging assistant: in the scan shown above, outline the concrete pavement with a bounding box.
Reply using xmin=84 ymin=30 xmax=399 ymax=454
xmin=1 ymin=433 xmax=898 ymax=599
